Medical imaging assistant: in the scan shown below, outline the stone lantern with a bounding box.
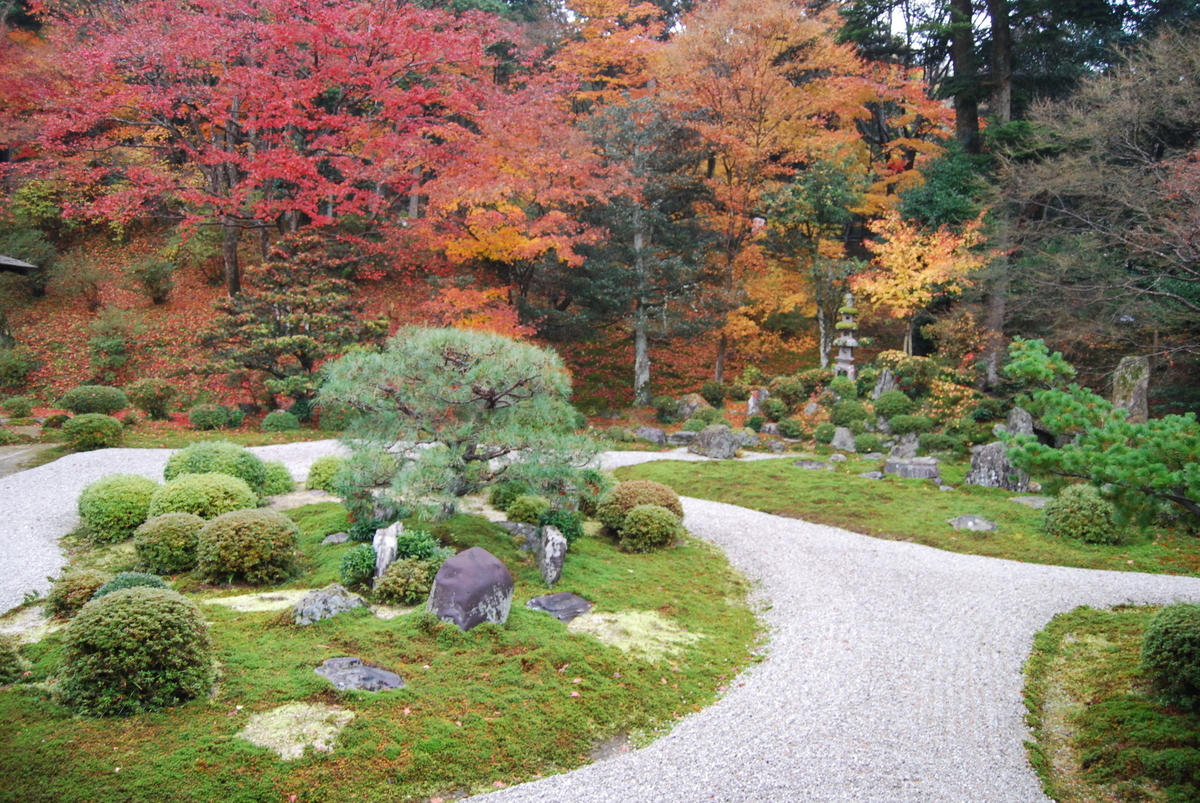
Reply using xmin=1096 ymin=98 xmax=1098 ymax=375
xmin=831 ymin=292 xmax=858 ymax=380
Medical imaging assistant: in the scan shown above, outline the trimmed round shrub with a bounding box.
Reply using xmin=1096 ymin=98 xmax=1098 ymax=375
xmin=0 ymin=635 xmax=22 ymax=684
xmin=164 ymin=441 xmax=268 ymax=494
xmin=134 ymin=513 xmax=204 ymax=574
xmin=873 ymin=389 xmax=914 ymax=419
xmin=56 ymin=588 xmax=212 ymax=716
xmin=45 ymin=570 xmax=112 ymax=619
xmin=745 ymin=414 xmax=765 ymax=432
xmin=1140 ymin=603 xmax=1200 ymax=713
xmin=618 ymin=504 xmax=684 ymax=553
xmin=830 ymin=400 xmax=869 ymax=426
xmin=762 ymin=397 xmax=788 ymax=422
xmin=188 ymin=403 xmax=229 ymax=431
xmin=507 ymin=494 xmax=551 ymax=525
xmin=0 ymin=395 xmax=33 ymax=417
xmin=374 ymin=558 xmax=433 ymax=605
xmin=681 ymin=418 xmax=706 ymax=432
xmin=77 ymin=474 xmax=159 ymax=544
xmin=918 ymin=433 xmax=962 ymax=453
xmin=889 ymin=414 xmax=933 ymax=436
xmin=261 ymin=410 xmax=300 ymax=432
xmin=261 ymin=461 xmax=295 ymax=496
xmin=828 ymin=375 xmax=857 ymax=399
xmin=1043 ymin=484 xmax=1120 ymax=545
xmin=596 ymin=480 xmax=683 ymax=532
xmin=847 ymin=419 xmax=867 ymax=435
xmin=125 ymin=378 xmax=176 ymax=420
xmin=693 ymin=407 xmax=726 ymax=425
xmin=814 ymin=422 xmax=836 ymax=445
xmin=339 ymin=544 xmax=377 ymax=590
xmin=652 ymin=394 xmax=677 ymax=424
xmin=576 ymin=469 xmax=612 ymax=517
xmin=539 ymin=508 xmax=585 ymax=544
xmin=63 ymin=413 xmax=123 ymax=450
xmin=854 ymin=433 xmax=883 ymax=453
xmin=58 ymin=385 xmax=128 ymax=415
xmin=227 ymin=408 xmax=245 ymax=428
xmin=92 ymin=572 xmax=168 ymax=600
xmin=148 ymin=473 xmax=257 ymax=520
xmin=778 ymin=418 xmax=806 ymax=439
xmin=197 ymin=508 xmax=299 ymax=584
xmin=42 ymin=413 xmax=70 ymax=429
xmin=306 ymin=455 xmax=346 ymax=493
xmin=700 ymin=380 xmax=726 ymax=408
xmin=727 ymin=382 xmax=751 ymax=401
xmin=488 ymin=479 xmax=531 ymax=512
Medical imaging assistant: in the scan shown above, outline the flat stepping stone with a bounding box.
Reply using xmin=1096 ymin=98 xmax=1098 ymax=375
xmin=793 ymin=460 xmax=833 ymax=471
xmin=527 ymin=592 xmax=594 ymax=623
xmin=947 ymin=514 xmax=998 ymax=531
xmin=314 ymin=656 xmax=404 ymax=692
xmin=238 ymin=702 xmax=354 ymax=760
xmin=1010 ymin=496 xmax=1050 ymax=509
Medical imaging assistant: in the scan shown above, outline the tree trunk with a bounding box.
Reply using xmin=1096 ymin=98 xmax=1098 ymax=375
xmin=986 ymin=0 xmax=1012 ymax=123
xmin=633 ymin=302 xmax=651 ymax=406
xmin=950 ymin=0 xmax=980 ymax=154
xmin=222 ymin=217 xmax=241 ymax=296
xmin=817 ymin=307 xmax=829 ymax=369
xmin=903 ymin=318 xmax=915 ymax=356
xmin=408 ymin=166 xmax=421 ymax=219
xmin=714 ymin=333 xmax=728 ymax=383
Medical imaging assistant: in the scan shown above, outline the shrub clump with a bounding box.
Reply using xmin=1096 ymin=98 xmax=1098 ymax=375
xmin=1140 ymin=603 xmax=1200 ymax=713
xmin=1043 ymin=484 xmax=1120 ymax=545
xmin=395 ymin=529 xmax=454 ymax=568
xmin=261 ymin=461 xmax=295 ymax=496
xmin=873 ymin=389 xmax=914 ymax=419
xmin=0 ymin=395 xmax=33 ymax=417
xmin=762 ymin=397 xmax=788 ymax=422
xmin=681 ymin=417 xmax=706 ymax=433
xmin=652 ymin=394 xmax=677 ymax=424
xmin=0 ymin=636 xmax=22 ymax=685
xmin=77 ymin=474 xmax=159 ymax=544
xmin=576 ymin=469 xmax=612 ymax=517
xmin=58 ymin=385 xmax=128 ymax=415
xmin=918 ymin=433 xmax=962 ymax=454
xmin=197 ymin=508 xmax=299 ymax=584
xmin=889 ymin=414 xmax=933 ymax=436
xmin=339 ymin=544 xmax=377 ymax=590
xmin=92 ymin=572 xmax=168 ymax=600
xmin=830 ymin=400 xmax=869 ymax=426
xmin=693 ymin=407 xmax=727 ymax=425
xmin=700 ymin=380 xmax=726 ymax=408
xmin=539 ymin=508 xmax=585 ymax=544
xmin=778 ymin=418 xmax=806 ymax=439
xmin=188 ymin=403 xmax=229 ymax=431
xmin=306 ymin=455 xmax=346 ymax=494
xmin=63 ymin=413 xmax=124 ymax=450
xmin=507 ymin=494 xmax=551 ymax=525
xmin=261 ymin=410 xmax=300 ymax=432
xmin=828 ymin=375 xmax=857 ymax=399
xmin=134 ymin=513 xmax=204 ymax=574
xmin=56 ymin=588 xmax=213 ymax=716
xmin=854 ymin=433 xmax=883 ymax=453
xmin=45 ymin=570 xmax=112 ymax=619
xmin=374 ymin=558 xmax=433 ymax=605
xmin=125 ymin=378 xmax=176 ymax=420
xmin=164 ymin=441 xmax=268 ymax=494
xmin=488 ymin=479 xmax=531 ymax=512
xmin=745 ymin=414 xmax=765 ymax=432
xmin=596 ymin=480 xmax=683 ymax=532
xmin=148 ymin=473 xmax=257 ymax=520
xmin=42 ymin=413 xmax=70 ymax=429
xmin=618 ymin=504 xmax=684 ymax=553
xmin=814 ymin=422 xmax=836 ymax=444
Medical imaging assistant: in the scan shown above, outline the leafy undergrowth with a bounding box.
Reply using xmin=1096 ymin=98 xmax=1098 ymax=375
xmin=0 ymin=504 xmax=760 ymax=803
xmin=616 ymin=458 xmax=1200 ymax=576
xmin=1024 ymin=606 xmax=1200 ymax=803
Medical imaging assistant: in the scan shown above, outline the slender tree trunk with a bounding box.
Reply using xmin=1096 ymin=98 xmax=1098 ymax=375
xmin=632 ymin=227 xmax=652 ymax=406
xmin=408 ymin=166 xmax=421 ymax=219
xmin=950 ymin=0 xmax=980 ymax=154
xmin=904 ymin=318 xmax=915 ymax=356
xmin=221 ymin=217 xmax=241 ymax=296
xmin=986 ymin=0 xmax=1012 ymax=123
xmin=984 ymin=221 xmax=1010 ymax=386
xmin=714 ymin=334 xmax=727 ymax=383
xmin=817 ymin=307 xmax=829 ymax=369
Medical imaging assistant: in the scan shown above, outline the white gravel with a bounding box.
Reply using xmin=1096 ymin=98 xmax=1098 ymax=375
xmin=5 ymin=446 xmax=1200 ymax=801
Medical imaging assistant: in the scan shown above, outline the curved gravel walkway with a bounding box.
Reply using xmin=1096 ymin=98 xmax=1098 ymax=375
xmin=5 ymin=446 xmax=1200 ymax=802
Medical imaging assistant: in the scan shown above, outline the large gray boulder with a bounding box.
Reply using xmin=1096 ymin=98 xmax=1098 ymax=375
xmin=1112 ymin=355 xmax=1150 ymax=424
xmin=427 ymin=547 xmax=514 ymax=632
xmin=830 ymin=427 xmax=857 ymax=452
xmin=534 ymin=526 xmax=568 ymax=587
xmin=676 ymin=393 xmax=713 ymax=421
xmin=667 ymin=430 xmax=697 ymax=446
xmin=688 ymin=425 xmax=739 ymax=459
xmin=736 ymin=428 xmax=760 ymax=448
xmin=889 ymin=432 xmax=919 ymax=460
xmin=883 ymin=456 xmax=941 ymax=481
xmin=964 ymin=441 xmax=1029 ymax=492
xmin=636 ymin=426 xmax=666 ymax=446
xmin=293 ymin=584 xmax=367 ymax=626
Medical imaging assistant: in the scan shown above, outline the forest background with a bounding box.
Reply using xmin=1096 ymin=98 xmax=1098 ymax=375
xmin=1 ymin=0 xmax=1199 ymax=416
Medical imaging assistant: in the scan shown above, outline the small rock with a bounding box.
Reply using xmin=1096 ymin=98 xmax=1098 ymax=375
xmin=314 ymin=656 xmax=404 ymax=692
xmin=876 ymin=417 xmax=892 ymax=435
xmin=860 ymin=452 xmax=884 ymax=460
xmin=1010 ymin=496 xmax=1050 ymax=509
xmin=830 ymin=427 xmax=857 ymax=452
xmin=803 ymin=402 xmax=820 ymax=417
xmin=636 ymin=426 xmax=666 ymax=445
xmin=939 ymin=485 xmax=955 ymax=492
xmin=427 ymin=547 xmax=514 ymax=632
xmin=1029 ymin=481 xmax=1043 ymax=493
xmin=293 ymin=584 xmax=367 ymax=626
xmin=768 ymin=441 xmax=786 ymax=453
xmin=965 ymin=441 xmax=1029 ymax=492
xmin=736 ymin=428 xmax=760 ymax=448
xmin=666 ymin=431 xmax=697 ymax=446
xmin=947 ymin=515 xmax=997 ymax=532
xmin=828 ymin=453 xmax=847 ymax=463
xmin=534 ymin=526 xmax=568 ymax=587
xmin=889 ymin=432 xmax=919 ymax=460
xmin=794 ymin=460 xmax=833 ymax=471
xmin=676 ymin=393 xmax=713 ymax=421
xmin=858 ymin=471 xmax=883 ymax=480
xmin=499 ymin=521 xmax=539 ymax=551
xmin=526 ymin=592 xmax=594 ymax=623
xmin=321 ymin=532 xmax=349 ymax=545
xmin=688 ymin=425 xmax=739 ymax=459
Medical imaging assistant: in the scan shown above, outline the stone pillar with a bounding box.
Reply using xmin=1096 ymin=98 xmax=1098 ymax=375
xmin=1112 ymin=355 xmax=1150 ymax=424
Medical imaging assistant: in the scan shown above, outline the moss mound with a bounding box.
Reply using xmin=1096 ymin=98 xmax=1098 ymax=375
xmin=147 ymin=472 xmax=257 ymax=520
xmin=197 ymin=508 xmax=300 ymax=584
xmin=77 ymin=473 xmax=159 ymax=544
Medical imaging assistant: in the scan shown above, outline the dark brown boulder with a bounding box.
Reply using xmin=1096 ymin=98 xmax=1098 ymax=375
xmin=426 ymin=547 xmax=514 ymax=632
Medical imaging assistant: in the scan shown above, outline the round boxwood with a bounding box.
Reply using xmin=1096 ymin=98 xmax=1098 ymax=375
xmin=45 ymin=570 xmax=112 ymax=619
xmin=507 ymin=494 xmax=551 ymax=525
xmin=1141 ymin=603 xmax=1200 ymax=713
xmin=58 ymin=385 xmax=128 ymax=415
xmin=873 ymin=389 xmax=914 ymax=419
xmin=339 ymin=543 xmax=377 ymax=590
xmin=188 ymin=403 xmax=229 ymax=431
xmin=63 ymin=413 xmax=124 ymax=451
xmin=539 ymin=508 xmax=584 ymax=544
xmin=618 ymin=504 xmax=684 ymax=553
xmin=78 ymin=474 xmax=160 ymax=544
xmin=164 ymin=441 xmax=268 ymax=494
xmin=854 ymin=433 xmax=883 ymax=453
xmin=197 ymin=508 xmax=300 ymax=584
xmin=0 ymin=635 xmax=22 ymax=685
xmin=813 ymin=422 xmax=836 ymax=444
xmin=261 ymin=410 xmax=300 ymax=432
xmin=125 ymin=378 xmax=176 ymax=420
xmin=147 ymin=473 xmax=257 ymax=520
xmin=261 ymin=461 xmax=295 ymax=496
xmin=889 ymin=414 xmax=933 ymax=436
xmin=56 ymin=588 xmax=213 ymax=716
xmin=830 ymin=400 xmax=869 ymax=426
xmin=92 ymin=572 xmax=168 ymax=600
xmin=596 ymin=480 xmax=683 ymax=532
xmin=778 ymin=418 xmax=806 ymax=439
xmin=305 ymin=455 xmax=346 ymax=494
xmin=374 ymin=558 xmax=433 ymax=605
xmin=134 ymin=513 xmax=204 ymax=574
xmin=1043 ymin=484 xmax=1120 ymax=545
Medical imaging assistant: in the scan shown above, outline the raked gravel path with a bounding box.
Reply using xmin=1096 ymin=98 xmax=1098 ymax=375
xmin=5 ymin=445 xmax=1200 ymax=802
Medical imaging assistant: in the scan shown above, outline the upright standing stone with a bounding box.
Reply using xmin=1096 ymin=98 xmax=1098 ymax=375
xmin=871 ymin=369 xmax=897 ymax=399
xmin=1006 ymin=407 xmax=1034 ymax=437
xmin=372 ymin=522 xmax=400 ymax=583
xmin=747 ymin=387 xmax=770 ymax=416
xmin=427 ymin=547 xmax=514 ymax=631
xmin=533 ymin=526 xmax=568 ymax=587
xmin=1112 ymin=355 xmax=1150 ymax=424
xmin=965 ymin=441 xmax=1029 ymax=492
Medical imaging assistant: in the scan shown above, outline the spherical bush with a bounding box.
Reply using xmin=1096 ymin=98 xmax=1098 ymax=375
xmin=261 ymin=461 xmax=295 ymax=496
xmin=125 ymin=378 xmax=176 ymax=420
xmin=0 ymin=635 xmax=22 ymax=684
xmin=507 ymin=494 xmax=550 ymax=525
xmin=778 ymin=418 xmax=806 ymax=439
xmin=1043 ymin=484 xmax=1120 ymax=545
xmin=305 ymin=455 xmax=346 ymax=493
xmin=148 ymin=473 xmax=257 ymax=520
xmin=539 ymin=508 xmax=584 ymax=544
xmin=1141 ymin=603 xmax=1200 ymax=713
xmin=618 ymin=504 xmax=684 ymax=553
xmin=813 ymin=422 xmax=836 ymax=445
xmin=261 ymin=410 xmax=300 ymax=432
xmin=78 ymin=474 xmax=159 ymax=544
xmin=45 ymin=570 xmax=112 ymax=619
xmin=762 ymin=397 xmax=788 ymax=422
xmin=374 ymin=558 xmax=433 ymax=605
xmin=874 ymin=389 xmax=914 ymax=419
xmin=188 ymin=404 xmax=229 ymax=431
xmin=889 ymin=414 xmax=933 ymax=436
xmin=164 ymin=441 xmax=268 ymax=494
xmin=134 ymin=513 xmax=204 ymax=574
xmin=92 ymin=572 xmax=168 ymax=600
xmin=197 ymin=508 xmax=299 ymax=584
xmin=57 ymin=385 xmax=128 ymax=415
xmin=854 ymin=433 xmax=883 ymax=453
xmin=63 ymin=413 xmax=124 ymax=451
xmin=56 ymin=588 xmax=213 ymax=716
xmin=1 ymin=395 xmax=33 ymax=417
xmin=596 ymin=480 xmax=683 ymax=532
xmin=830 ymin=400 xmax=869 ymax=426
xmin=339 ymin=544 xmax=377 ymax=589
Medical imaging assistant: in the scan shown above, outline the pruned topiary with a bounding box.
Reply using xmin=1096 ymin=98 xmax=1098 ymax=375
xmin=507 ymin=494 xmax=550 ymax=525
xmin=261 ymin=410 xmax=300 ymax=432
xmin=164 ymin=441 xmax=268 ymax=494
xmin=56 ymin=588 xmax=213 ymax=716
xmin=1140 ymin=602 xmax=1200 ymax=713
xmin=92 ymin=572 xmax=168 ymax=600
xmin=197 ymin=508 xmax=299 ymax=585
xmin=62 ymin=413 xmax=124 ymax=450
xmin=45 ymin=570 xmax=112 ymax=619
xmin=873 ymin=389 xmax=914 ymax=419
xmin=596 ymin=480 xmax=683 ymax=533
xmin=305 ymin=455 xmax=346 ymax=494
xmin=261 ymin=461 xmax=295 ymax=496
xmin=618 ymin=504 xmax=684 ymax=553
xmin=77 ymin=474 xmax=159 ymax=544
xmin=374 ymin=558 xmax=433 ymax=605
xmin=58 ymin=385 xmax=128 ymax=415
xmin=134 ymin=513 xmax=204 ymax=574
xmin=1043 ymin=484 xmax=1120 ymax=545
xmin=188 ymin=403 xmax=229 ymax=431
xmin=148 ymin=473 xmax=257 ymax=520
